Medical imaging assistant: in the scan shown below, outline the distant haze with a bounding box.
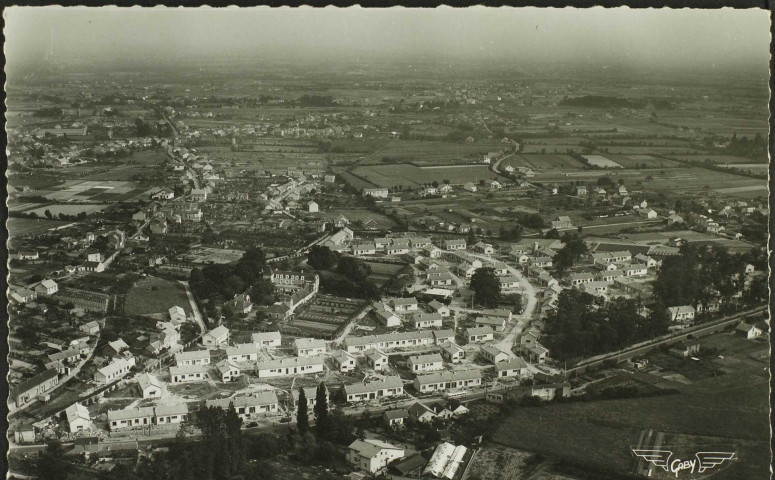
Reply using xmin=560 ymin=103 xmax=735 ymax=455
xmin=4 ymin=6 xmax=770 ymax=75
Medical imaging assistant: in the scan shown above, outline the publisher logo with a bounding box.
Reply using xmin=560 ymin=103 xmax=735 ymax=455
xmin=632 ymin=449 xmax=737 ymax=478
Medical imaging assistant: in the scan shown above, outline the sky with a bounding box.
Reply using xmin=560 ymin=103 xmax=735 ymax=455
xmin=3 ymin=6 xmax=770 ymax=72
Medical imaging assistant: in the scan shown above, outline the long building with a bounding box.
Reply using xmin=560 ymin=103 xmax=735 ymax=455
xmin=205 ymin=392 xmax=279 ymax=419
xmin=344 ymin=376 xmax=405 ymax=403
xmin=107 ymin=404 xmax=189 ymax=431
xmin=413 ymin=369 xmax=482 ymax=393
xmin=343 ymin=330 xmax=436 ymax=354
xmin=254 ymin=356 xmax=325 ymax=378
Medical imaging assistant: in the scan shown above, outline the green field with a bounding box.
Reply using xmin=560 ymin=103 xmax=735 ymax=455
xmin=124 ymin=275 xmax=193 ymax=317
xmin=7 ymin=217 xmax=74 ymax=236
xmin=492 ymin=347 xmax=769 ymax=479
xmin=349 ymin=163 xmax=500 ymax=189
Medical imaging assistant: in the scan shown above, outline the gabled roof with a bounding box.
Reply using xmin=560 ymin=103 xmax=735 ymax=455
xmin=349 ymin=438 xmax=403 ymax=459
xmin=204 ymin=325 xmax=229 ymax=339
xmin=408 ymin=353 xmax=443 ymax=364
xmin=344 ymin=375 xmax=403 ymax=395
xmin=495 ymin=357 xmax=529 ymax=371
xmin=414 ymin=369 xmax=481 ymax=385
xmin=137 ymin=372 xmax=162 ymax=391
xmin=384 ymin=408 xmax=410 ymax=420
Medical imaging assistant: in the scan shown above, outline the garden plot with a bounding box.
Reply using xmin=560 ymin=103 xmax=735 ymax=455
xmin=582 ymin=154 xmax=623 ymax=168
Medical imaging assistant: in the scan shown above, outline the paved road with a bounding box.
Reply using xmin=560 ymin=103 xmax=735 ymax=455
xmin=467 ymin=252 xmax=539 ymax=350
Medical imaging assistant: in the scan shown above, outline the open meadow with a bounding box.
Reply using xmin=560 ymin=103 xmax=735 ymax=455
xmin=124 ymin=276 xmax=193 ymax=317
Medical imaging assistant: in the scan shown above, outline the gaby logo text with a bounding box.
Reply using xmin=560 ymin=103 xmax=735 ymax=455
xmin=632 ymin=449 xmax=736 ymax=478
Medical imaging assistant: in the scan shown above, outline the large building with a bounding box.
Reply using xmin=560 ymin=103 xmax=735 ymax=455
xmin=413 ymin=369 xmax=482 ymax=393
xmin=254 ymin=356 xmax=325 ymax=378
xmin=344 ymin=376 xmax=404 ymax=403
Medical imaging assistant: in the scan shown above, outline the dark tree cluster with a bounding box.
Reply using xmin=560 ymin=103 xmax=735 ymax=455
xmin=554 ymin=235 xmax=588 ymax=272
xmin=189 ymin=247 xmax=273 ymax=303
xmin=544 ymin=289 xmax=668 ymax=361
xmin=470 ymin=267 xmax=501 ymax=308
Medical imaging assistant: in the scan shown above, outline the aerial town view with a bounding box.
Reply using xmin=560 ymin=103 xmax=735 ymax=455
xmin=3 ymin=6 xmax=771 ymax=480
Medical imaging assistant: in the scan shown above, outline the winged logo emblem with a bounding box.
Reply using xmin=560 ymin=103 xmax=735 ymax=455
xmin=632 ymin=448 xmax=736 ymax=477
xmin=695 ymin=451 xmax=737 ymax=473
xmin=632 ymin=449 xmax=672 ymax=471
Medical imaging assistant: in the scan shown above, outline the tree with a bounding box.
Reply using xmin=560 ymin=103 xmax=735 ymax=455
xmin=308 ymin=245 xmax=338 ymax=270
xmin=297 ymin=387 xmax=310 ymax=434
xmin=470 ymin=267 xmax=501 ymax=308
xmin=544 ymin=228 xmax=560 ymax=239
xmin=36 ymin=440 xmax=71 ymax=480
xmin=314 ymin=382 xmax=329 ymax=434
xmin=44 ymin=209 xmax=52 ymax=219
xmin=555 ymin=236 xmax=588 ymax=273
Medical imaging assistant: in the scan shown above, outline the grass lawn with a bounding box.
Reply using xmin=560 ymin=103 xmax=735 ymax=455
xmin=124 ymin=275 xmax=193 ymax=317
xmin=491 ymin=364 xmax=769 ymax=479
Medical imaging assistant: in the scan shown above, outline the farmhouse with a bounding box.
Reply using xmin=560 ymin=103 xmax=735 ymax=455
xmin=413 ymin=369 xmax=482 ymax=393
xmin=34 ymin=279 xmax=59 ymax=296
xmin=255 ymin=356 xmax=325 ymax=378
xmin=345 ymin=376 xmax=405 ymax=403
xmin=169 ymin=364 xmax=209 ymax=384
xmin=407 ymin=353 xmax=444 ymax=373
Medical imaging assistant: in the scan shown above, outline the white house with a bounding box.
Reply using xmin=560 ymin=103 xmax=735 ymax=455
xmin=226 ymin=343 xmax=261 ymax=362
xmin=410 ymin=312 xmax=444 ymax=329
xmin=390 ymin=297 xmax=419 ymax=313
xmin=428 ymin=300 xmax=451 ymax=317
xmin=736 ymin=322 xmax=763 ymax=339
xmin=137 ymin=373 xmax=164 ymax=399
xmin=344 ymin=376 xmax=404 ymax=403
xmin=34 ymin=279 xmax=59 ymax=296
xmin=465 ymin=326 xmax=494 ymax=343
xmin=294 ymin=338 xmax=327 ymax=357
xmin=255 ymin=356 xmax=325 ymax=378
xmin=252 ymin=331 xmax=282 ymax=349
xmin=407 ymin=353 xmax=444 ymax=373
xmin=495 ymin=357 xmax=530 ymax=378
xmin=332 ymin=350 xmax=357 ymax=372
xmin=348 ymin=439 xmax=405 ymax=474
xmin=202 ymin=325 xmax=230 ymax=347
xmin=175 ymin=349 xmax=211 ymax=367
xmin=94 ymin=357 xmax=135 ymax=384
xmin=169 ymin=364 xmax=209 ymax=384
xmin=364 ymin=349 xmax=389 ymax=371
xmin=307 ymin=201 xmax=319 ymax=213
xmin=216 ymin=359 xmax=241 ymax=382
xmin=439 ymin=341 xmax=464 ymax=364
xmin=413 ymin=369 xmax=482 ymax=393
xmin=667 ymin=305 xmax=696 ymax=323
xmin=65 ymin=403 xmax=92 ymax=433
xmin=480 ymin=344 xmax=511 ymax=364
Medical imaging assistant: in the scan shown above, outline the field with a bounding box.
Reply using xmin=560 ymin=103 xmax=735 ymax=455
xmin=465 ymin=445 xmax=536 ymax=480
xmin=124 ymin=276 xmax=193 ymax=317
xmin=349 ymin=163 xmax=500 ymax=189
xmin=364 ymin=261 xmax=405 ymax=288
xmin=492 ymin=338 xmax=769 ymax=480
xmin=177 ymin=246 xmax=246 ymax=265
xmin=21 ymin=203 xmax=112 ymax=217
xmin=36 ymin=180 xmax=154 ymax=202
xmin=364 ymin=139 xmax=506 ymax=165
xmin=7 ymin=217 xmax=75 ymax=236
xmin=582 ymin=154 xmax=623 ymax=169
xmin=285 ymin=294 xmax=364 ymax=338
xmin=669 ymin=154 xmax=767 ymax=165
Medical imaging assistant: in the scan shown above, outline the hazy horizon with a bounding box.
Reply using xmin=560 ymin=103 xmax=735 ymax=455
xmin=4 ymin=6 xmax=770 ymax=76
